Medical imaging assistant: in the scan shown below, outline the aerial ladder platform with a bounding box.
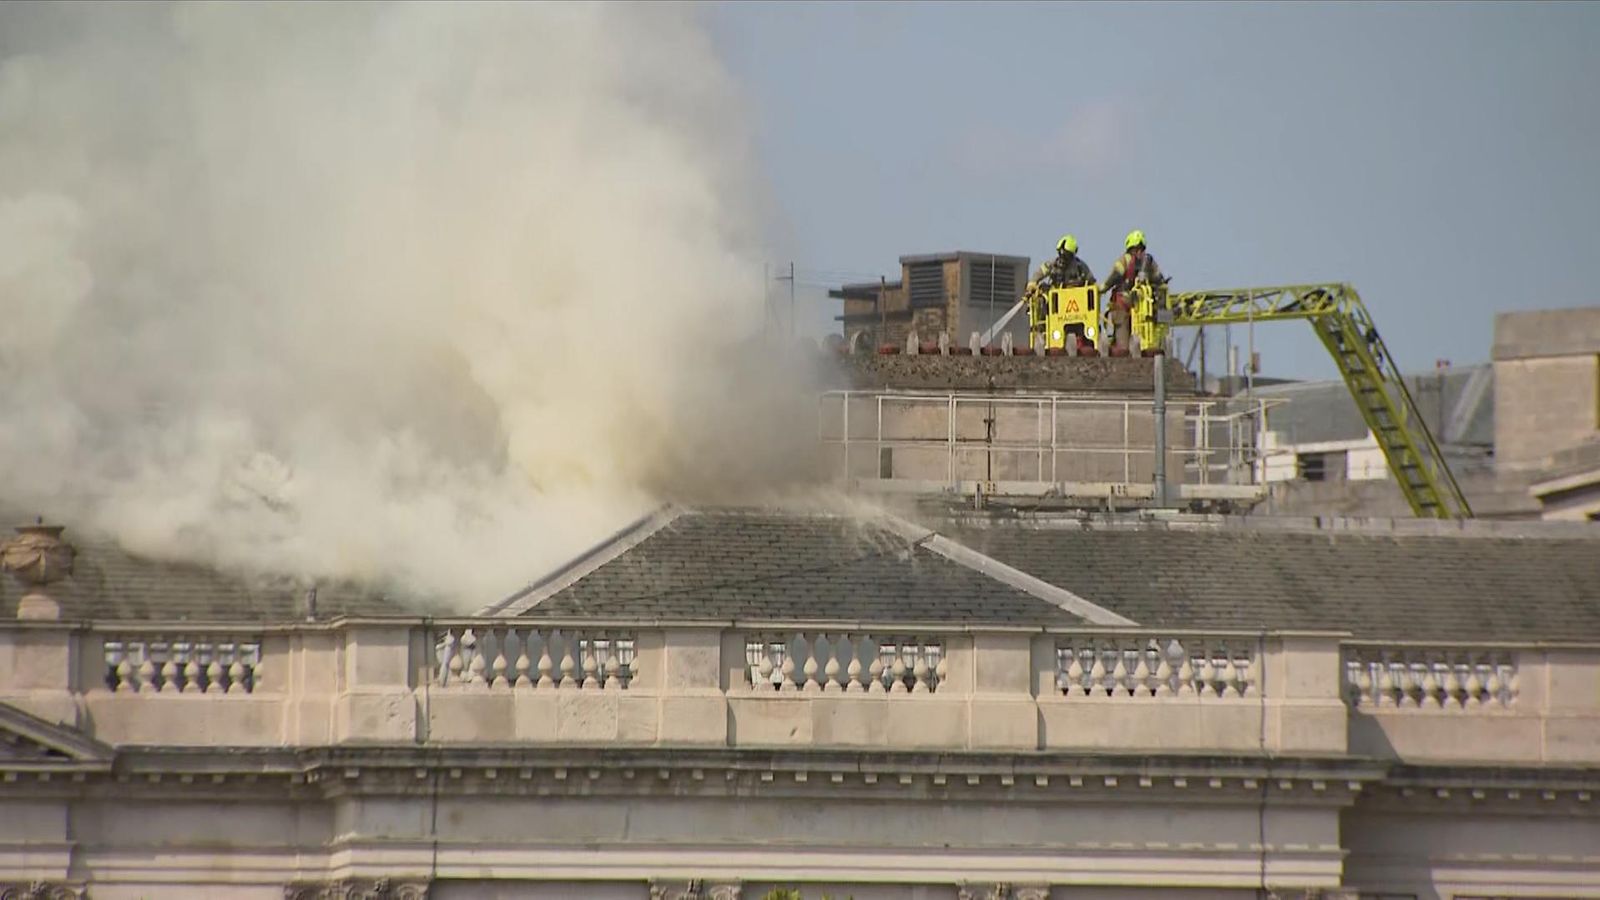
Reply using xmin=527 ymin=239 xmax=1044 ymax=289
xmin=1160 ymin=283 xmax=1473 ymax=520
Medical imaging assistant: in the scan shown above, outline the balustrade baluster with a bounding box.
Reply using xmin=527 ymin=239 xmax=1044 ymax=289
xmin=1441 ymin=663 xmax=1463 ymax=709
xmin=934 ymin=650 xmax=948 ymax=692
xmin=558 ymin=634 xmax=577 ymax=689
xmin=1110 ymin=649 xmax=1130 ymax=696
xmin=1176 ymin=647 xmax=1195 ymax=697
xmin=868 ymin=643 xmax=886 ymax=693
xmin=1463 ymin=663 xmax=1484 ymax=710
xmin=1088 ymin=651 xmax=1107 ymax=698
xmin=1065 ymin=650 xmax=1085 ymax=697
xmin=226 ymin=643 xmax=247 ymax=694
xmin=1154 ymin=645 xmax=1174 ymax=698
xmin=1351 ymin=659 xmax=1371 ymax=706
xmin=846 ymin=642 xmax=865 ymax=693
xmin=890 ymin=646 xmax=908 ymax=694
xmin=1219 ymin=652 xmax=1240 ymax=699
xmin=514 ymin=631 xmax=533 ymax=689
xmin=490 ymin=630 xmax=510 ymax=689
xmin=779 ymin=638 xmax=798 ymax=692
xmin=159 ymin=641 xmax=179 ymax=693
xmin=581 ymin=640 xmax=601 ymax=689
xmin=464 ymin=630 xmax=487 ymax=687
xmin=206 ymin=655 xmax=224 ymax=694
xmin=1419 ymin=659 xmax=1441 ymax=708
xmin=1393 ymin=658 xmax=1416 ymax=708
xmin=182 ymin=645 xmax=202 ymax=694
xmin=1376 ymin=655 xmax=1396 ymax=706
xmin=537 ymin=634 xmax=555 ymax=689
xmin=116 ymin=651 xmax=135 ymax=693
xmin=1135 ymin=648 xmax=1156 ymax=696
xmin=137 ymin=651 xmax=157 ymax=695
xmin=823 ymin=635 xmax=843 ymax=692
xmin=604 ymin=651 xmax=621 ymax=690
xmin=801 ymin=635 xmax=821 ymax=693
xmin=442 ymin=631 xmax=461 ymax=686
xmin=1198 ymin=650 xmax=1218 ymax=698
xmin=1485 ymin=665 xmax=1504 ymax=708
xmin=911 ymin=651 xmax=931 ymax=694
xmin=754 ymin=641 xmax=774 ymax=691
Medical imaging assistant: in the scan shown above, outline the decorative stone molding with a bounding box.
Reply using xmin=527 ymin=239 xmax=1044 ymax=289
xmin=283 ymin=879 xmax=430 ymax=900
xmin=957 ymin=884 xmax=1049 ymax=900
xmin=648 ymin=879 xmax=741 ymax=900
xmin=0 ymin=883 xmax=87 ymax=900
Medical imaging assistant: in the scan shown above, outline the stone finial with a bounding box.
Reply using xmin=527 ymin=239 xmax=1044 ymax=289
xmin=1 ymin=523 xmax=76 ymax=620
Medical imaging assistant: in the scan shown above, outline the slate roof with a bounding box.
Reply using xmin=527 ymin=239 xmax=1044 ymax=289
xmin=0 ymin=516 xmax=405 ymax=622
xmin=949 ymin=518 xmax=1600 ymax=642
xmin=1255 ymin=364 xmax=1494 ymax=448
xmin=512 ymin=508 xmax=1086 ymax=624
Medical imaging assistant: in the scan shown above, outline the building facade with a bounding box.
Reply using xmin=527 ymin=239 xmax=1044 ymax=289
xmin=4 ymin=509 xmax=1600 ymax=899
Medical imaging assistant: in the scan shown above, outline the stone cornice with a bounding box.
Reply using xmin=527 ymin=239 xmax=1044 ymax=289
xmin=8 ymin=732 xmax=1600 ymax=813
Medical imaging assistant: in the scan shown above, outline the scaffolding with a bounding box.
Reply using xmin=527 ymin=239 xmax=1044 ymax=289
xmin=817 ymin=390 xmax=1283 ymax=510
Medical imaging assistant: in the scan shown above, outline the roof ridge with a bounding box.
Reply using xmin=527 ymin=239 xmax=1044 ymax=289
xmin=875 ymin=513 xmax=1137 ymax=626
xmin=481 ymin=505 xmax=681 ymax=617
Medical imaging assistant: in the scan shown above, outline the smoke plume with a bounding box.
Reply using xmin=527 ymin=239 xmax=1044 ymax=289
xmin=0 ymin=2 xmax=817 ymax=608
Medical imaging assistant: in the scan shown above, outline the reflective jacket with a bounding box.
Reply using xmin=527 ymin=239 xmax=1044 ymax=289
xmin=1045 ymin=252 xmax=1096 ymax=288
xmin=1101 ymin=250 xmax=1164 ymax=295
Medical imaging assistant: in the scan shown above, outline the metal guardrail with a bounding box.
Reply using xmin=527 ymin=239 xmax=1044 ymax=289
xmin=817 ymin=390 xmax=1284 ymax=497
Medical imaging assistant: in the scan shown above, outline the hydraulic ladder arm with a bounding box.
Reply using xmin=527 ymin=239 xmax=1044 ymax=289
xmin=1164 ymin=283 xmax=1473 ymax=519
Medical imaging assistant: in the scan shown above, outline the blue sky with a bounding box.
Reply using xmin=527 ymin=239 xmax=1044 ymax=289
xmin=709 ymin=1 xmax=1600 ymax=379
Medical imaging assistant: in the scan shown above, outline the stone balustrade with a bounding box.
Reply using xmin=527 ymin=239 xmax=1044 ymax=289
xmin=433 ymin=624 xmax=636 ymax=689
xmin=744 ymin=632 xmax=946 ymax=693
xmin=0 ymin=619 xmax=1596 ymax=764
xmin=102 ymin=634 xmax=262 ymax=694
xmin=1345 ymin=645 xmax=1518 ymax=710
xmin=1055 ymin=634 xmax=1257 ymax=699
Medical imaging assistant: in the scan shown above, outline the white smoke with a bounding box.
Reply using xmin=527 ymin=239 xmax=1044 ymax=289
xmin=0 ymin=2 xmax=816 ymax=608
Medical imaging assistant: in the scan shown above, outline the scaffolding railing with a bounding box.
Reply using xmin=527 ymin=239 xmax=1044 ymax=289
xmin=817 ymin=390 xmax=1285 ymax=500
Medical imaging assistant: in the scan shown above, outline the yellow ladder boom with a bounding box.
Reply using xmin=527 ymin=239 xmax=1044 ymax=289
xmin=1165 ymin=283 xmax=1473 ymax=519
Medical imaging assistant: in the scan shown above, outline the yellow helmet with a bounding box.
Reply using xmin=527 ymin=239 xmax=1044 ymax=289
xmin=1124 ymin=229 xmax=1146 ymax=250
xmin=1056 ymin=234 xmax=1078 ymax=255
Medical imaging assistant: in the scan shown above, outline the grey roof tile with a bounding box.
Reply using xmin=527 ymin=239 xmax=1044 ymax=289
xmin=522 ymin=509 xmax=1085 ymax=624
xmin=0 ymin=524 xmax=408 ymax=622
xmin=949 ymin=522 xmax=1600 ymax=642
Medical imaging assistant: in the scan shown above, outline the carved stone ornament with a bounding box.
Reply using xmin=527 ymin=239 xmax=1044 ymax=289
xmin=283 ymin=879 xmax=430 ymax=900
xmin=0 ymin=524 xmax=76 ymax=620
xmin=957 ymin=884 xmax=1049 ymax=900
xmin=649 ymin=880 xmax=741 ymax=900
xmin=0 ymin=525 xmax=75 ymax=586
xmin=0 ymin=883 xmax=88 ymax=900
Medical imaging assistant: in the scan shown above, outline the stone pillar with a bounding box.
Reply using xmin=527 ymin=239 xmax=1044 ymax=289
xmin=1 ymin=524 xmax=76 ymax=620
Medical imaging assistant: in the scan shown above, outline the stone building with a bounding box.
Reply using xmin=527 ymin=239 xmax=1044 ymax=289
xmin=4 ymin=506 xmax=1600 ymax=899
xmin=832 ymin=252 xmax=1031 ymax=350
xmin=1255 ymin=305 xmax=1600 ymax=521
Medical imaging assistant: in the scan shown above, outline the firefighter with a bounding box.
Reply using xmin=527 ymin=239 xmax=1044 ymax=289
xmin=1034 ymin=262 xmax=1053 ymax=291
xmin=1044 ymin=234 xmax=1095 ymax=289
xmin=1101 ymin=230 xmax=1166 ymax=354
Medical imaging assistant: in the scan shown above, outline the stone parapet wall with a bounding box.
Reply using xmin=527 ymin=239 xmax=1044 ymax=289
xmin=4 ymin=619 xmax=1599 ymax=766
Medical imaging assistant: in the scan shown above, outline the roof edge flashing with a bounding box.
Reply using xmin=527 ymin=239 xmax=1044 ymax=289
xmin=876 ymin=512 xmax=1137 ymax=626
xmin=481 ymin=505 xmax=681 ymax=617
